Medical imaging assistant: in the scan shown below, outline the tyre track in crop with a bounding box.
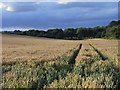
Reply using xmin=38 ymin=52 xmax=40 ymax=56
xmin=48 ymin=43 xmax=120 ymax=88
xmin=74 ymin=42 xmax=107 ymax=78
xmin=75 ymin=42 xmax=98 ymax=64
xmin=89 ymin=43 xmax=120 ymax=88
xmin=68 ymin=44 xmax=82 ymax=64
xmin=31 ymin=44 xmax=82 ymax=88
xmin=89 ymin=44 xmax=108 ymax=60
xmin=54 ymin=43 xmax=82 ymax=74
xmin=2 ymin=44 xmax=82 ymax=88
xmin=44 ymin=44 xmax=82 ymax=87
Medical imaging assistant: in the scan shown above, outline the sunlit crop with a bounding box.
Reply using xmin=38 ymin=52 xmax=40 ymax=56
xmin=2 ymin=35 xmax=120 ymax=88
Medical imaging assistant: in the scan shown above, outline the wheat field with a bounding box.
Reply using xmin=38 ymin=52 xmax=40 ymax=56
xmin=2 ymin=35 xmax=80 ymax=64
xmin=2 ymin=35 xmax=118 ymax=63
xmin=2 ymin=35 xmax=120 ymax=88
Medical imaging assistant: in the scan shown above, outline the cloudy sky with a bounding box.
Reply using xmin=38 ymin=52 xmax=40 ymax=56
xmin=0 ymin=2 xmax=118 ymax=31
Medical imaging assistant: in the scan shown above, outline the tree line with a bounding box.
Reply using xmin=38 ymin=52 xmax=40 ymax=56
xmin=2 ymin=20 xmax=120 ymax=40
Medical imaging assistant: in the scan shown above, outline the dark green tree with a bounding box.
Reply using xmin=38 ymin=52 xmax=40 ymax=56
xmin=64 ymin=28 xmax=77 ymax=39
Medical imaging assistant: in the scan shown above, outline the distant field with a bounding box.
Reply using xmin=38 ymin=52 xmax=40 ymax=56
xmin=2 ymin=35 xmax=118 ymax=63
xmin=2 ymin=35 xmax=120 ymax=88
xmin=2 ymin=35 xmax=80 ymax=63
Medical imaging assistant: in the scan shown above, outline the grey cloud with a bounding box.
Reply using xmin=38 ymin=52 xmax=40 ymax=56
xmin=2 ymin=2 xmax=118 ymax=30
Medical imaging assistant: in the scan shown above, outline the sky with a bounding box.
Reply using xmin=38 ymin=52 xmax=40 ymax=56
xmin=0 ymin=2 xmax=118 ymax=31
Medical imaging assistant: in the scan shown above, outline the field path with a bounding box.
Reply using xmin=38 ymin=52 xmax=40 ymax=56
xmin=75 ymin=42 xmax=98 ymax=64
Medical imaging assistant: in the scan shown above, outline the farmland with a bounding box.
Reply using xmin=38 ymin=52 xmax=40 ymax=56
xmin=2 ymin=35 xmax=80 ymax=64
xmin=2 ymin=35 xmax=120 ymax=88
